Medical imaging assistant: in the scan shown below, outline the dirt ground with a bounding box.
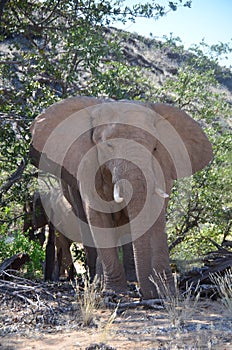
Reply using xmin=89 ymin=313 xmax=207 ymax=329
xmin=1 ymin=280 xmax=232 ymax=350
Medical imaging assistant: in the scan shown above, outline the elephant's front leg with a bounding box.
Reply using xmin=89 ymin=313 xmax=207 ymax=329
xmin=132 ymin=230 xmax=159 ymax=299
xmin=150 ymin=213 xmax=175 ymax=297
xmin=83 ymin=245 xmax=97 ymax=281
xmin=122 ymin=243 xmax=137 ymax=283
xmin=115 ymin=212 xmax=137 ymax=283
xmin=84 ymin=207 xmax=127 ymax=293
xmin=132 ymin=224 xmax=174 ymax=299
xmin=97 ymin=246 xmax=127 ymax=293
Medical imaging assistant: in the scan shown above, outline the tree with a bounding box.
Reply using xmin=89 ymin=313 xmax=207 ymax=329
xmin=153 ymin=38 xmax=232 ymax=261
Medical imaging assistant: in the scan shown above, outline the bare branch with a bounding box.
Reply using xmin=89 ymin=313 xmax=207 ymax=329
xmin=0 ymin=158 xmax=27 ymax=201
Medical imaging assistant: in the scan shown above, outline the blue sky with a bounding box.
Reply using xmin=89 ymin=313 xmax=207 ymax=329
xmin=114 ymin=0 xmax=232 ymax=68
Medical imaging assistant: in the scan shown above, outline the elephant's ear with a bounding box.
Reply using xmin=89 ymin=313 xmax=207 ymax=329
xmin=29 ymin=96 xmax=103 ymax=186
xmin=151 ymin=103 xmax=213 ymax=179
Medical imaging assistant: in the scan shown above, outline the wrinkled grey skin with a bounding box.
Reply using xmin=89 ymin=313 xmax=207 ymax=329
xmin=29 ymin=97 xmax=213 ymax=299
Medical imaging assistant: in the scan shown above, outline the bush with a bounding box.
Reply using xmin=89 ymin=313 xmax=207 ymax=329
xmin=0 ymin=225 xmax=45 ymax=278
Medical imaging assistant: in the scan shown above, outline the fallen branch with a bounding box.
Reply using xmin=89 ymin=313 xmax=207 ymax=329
xmin=0 ymin=252 xmax=30 ymax=272
xmin=0 ymin=271 xmax=71 ymax=312
xmin=179 ymin=243 xmax=232 ymax=294
xmin=103 ymin=296 xmax=164 ymax=311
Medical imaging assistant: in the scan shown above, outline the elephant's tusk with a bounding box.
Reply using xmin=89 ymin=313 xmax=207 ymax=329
xmin=113 ymin=183 xmax=124 ymax=203
xmin=155 ymin=187 xmax=169 ymax=198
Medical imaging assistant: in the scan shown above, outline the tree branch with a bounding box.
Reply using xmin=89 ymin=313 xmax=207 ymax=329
xmin=0 ymin=158 xmax=27 ymax=202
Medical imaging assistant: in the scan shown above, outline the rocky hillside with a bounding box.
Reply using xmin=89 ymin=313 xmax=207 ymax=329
xmin=1 ymin=26 xmax=232 ymax=125
xmin=108 ymin=27 xmax=232 ymax=100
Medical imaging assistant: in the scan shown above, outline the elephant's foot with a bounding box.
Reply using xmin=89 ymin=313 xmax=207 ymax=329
xmin=140 ymin=270 xmax=176 ymax=300
xmin=140 ymin=286 xmax=160 ymax=300
xmin=103 ymin=280 xmax=128 ymax=295
xmin=102 ymin=265 xmax=128 ymax=295
xmin=103 ymin=270 xmax=128 ymax=295
xmin=138 ymin=277 xmax=161 ymax=300
xmin=151 ymin=269 xmax=176 ymax=298
xmin=102 ymin=287 xmax=132 ymax=310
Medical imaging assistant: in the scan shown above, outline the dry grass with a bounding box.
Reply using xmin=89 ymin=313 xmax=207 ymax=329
xmin=98 ymin=304 xmax=118 ymax=344
xmin=73 ymin=274 xmax=102 ymax=326
xmin=150 ymin=272 xmax=200 ymax=328
xmin=210 ymin=268 xmax=232 ymax=315
xmin=73 ymin=273 xmax=119 ymax=347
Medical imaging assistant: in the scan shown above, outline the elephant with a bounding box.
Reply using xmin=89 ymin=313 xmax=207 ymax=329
xmin=23 ymin=189 xmax=136 ymax=283
xmin=29 ymin=96 xmax=213 ymax=299
xmin=23 ymin=191 xmax=76 ymax=280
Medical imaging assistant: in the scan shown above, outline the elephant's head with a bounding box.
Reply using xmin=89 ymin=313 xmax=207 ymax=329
xmin=30 ymin=96 xmax=213 ymax=242
xmin=91 ymin=103 xmax=168 ymax=206
xmin=89 ymin=101 xmax=213 ymax=201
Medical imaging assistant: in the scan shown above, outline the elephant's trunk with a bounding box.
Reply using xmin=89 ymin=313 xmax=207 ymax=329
xmin=113 ymin=182 xmax=124 ymax=203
